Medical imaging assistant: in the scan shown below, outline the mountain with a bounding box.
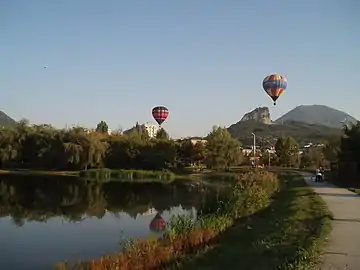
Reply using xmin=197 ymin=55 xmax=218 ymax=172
xmin=228 ymin=120 xmax=341 ymax=146
xmin=240 ymin=107 xmax=272 ymax=124
xmin=275 ymin=105 xmax=358 ymax=128
xmin=0 ymin=111 xmax=17 ymax=127
xmin=227 ymin=106 xmax=342 ymax=146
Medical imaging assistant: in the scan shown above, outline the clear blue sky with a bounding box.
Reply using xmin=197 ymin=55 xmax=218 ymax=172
xmin=1 ymin=0 xmax=359 ymax=137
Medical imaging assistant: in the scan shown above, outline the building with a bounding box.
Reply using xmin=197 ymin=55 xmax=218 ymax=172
xmin=142 ymin=122 xmax=160 ymax=138
xmin=123 ymin=122 xmax=160 ymax=138
xmin=190 ymin=139 xmax=207 ymax=145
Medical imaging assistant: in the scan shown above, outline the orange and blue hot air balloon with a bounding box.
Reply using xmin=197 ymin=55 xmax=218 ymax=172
xmin=149 ymin=213 xmax=167 ymax=233
xmin=152 ymin=106 xmax=169 ymax=126
xmin=262 ymin=74 xmax=287 ymax=105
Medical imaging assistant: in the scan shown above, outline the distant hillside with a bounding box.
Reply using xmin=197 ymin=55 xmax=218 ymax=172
xmin=240 ymin=107 xmax=271 ymax=124
xmin=275 ymin=105 xmax=358 ymax=128
xmin=227 ymin=120 xmax=341 ymax=146
xmin=0 ymin=111 xmax=17 ymax=127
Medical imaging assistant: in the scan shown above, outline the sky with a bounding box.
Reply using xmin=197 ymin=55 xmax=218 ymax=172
xmin=1 ymin=0 xmax=360 ymax=138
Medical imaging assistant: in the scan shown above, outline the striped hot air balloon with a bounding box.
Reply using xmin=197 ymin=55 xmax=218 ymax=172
xmin=262 ymin=74 xmax=287 ymax=105
xmin=152 ymin=106 xmax=169 ymax=126
xmin=149 ymin=213 xmax=167 ymax=233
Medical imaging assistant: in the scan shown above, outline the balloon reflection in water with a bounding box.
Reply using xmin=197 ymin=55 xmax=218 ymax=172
xmin=149 ymin=212 xmax=167 ymax=233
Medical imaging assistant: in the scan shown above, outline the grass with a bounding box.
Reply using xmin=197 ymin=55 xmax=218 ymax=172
xmin=79 ymin=168 xmax=176 ymax=182
xmin=0 ymin=168 xmax=177 ymax=182
xmin=173 ymin=172 xmax=333 ymax=270
xmin=0 ymin=169 xmax=79 ymax=176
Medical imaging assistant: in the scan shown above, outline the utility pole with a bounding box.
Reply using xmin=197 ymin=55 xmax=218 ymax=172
xmin=251 ymin=132 xmax=256 ymax=164
xmin=268 ymin=150 xmax=271 ymax=167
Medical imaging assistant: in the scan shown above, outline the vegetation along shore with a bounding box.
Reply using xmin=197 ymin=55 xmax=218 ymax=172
xmin=55 ymin=170 xmax=332 ymax=270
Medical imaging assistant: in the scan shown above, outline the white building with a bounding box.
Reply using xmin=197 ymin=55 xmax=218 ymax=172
xmin=142 ymin=122 xmax=160 ymax=138
xmin=123 ymin=122 xmax=161 ymax=138
xmin=190 ymin=139 xmax=207 ymax=145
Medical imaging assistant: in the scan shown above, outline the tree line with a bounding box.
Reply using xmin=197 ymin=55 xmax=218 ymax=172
xmin=0 ymin=120 xmax=243 ymax=171
xmin=0 ymin=119 xmax=357 ymax=172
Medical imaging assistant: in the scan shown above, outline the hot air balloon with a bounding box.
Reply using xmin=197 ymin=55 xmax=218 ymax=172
xmin=152 ymin=106 xmax=169 ymax=126
xmin=149 ymin=213 xmax=167 ymax=233
xmin=262 ymin=74 xmax=287 ymax=105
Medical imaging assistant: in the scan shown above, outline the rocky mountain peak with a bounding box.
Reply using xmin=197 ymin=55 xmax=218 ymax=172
xmin=240 ymin=107 xmax=272 ymax=124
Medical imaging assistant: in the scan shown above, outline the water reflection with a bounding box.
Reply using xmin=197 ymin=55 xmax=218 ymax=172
xmin=0 ymin=175 xmax=206 ymax=270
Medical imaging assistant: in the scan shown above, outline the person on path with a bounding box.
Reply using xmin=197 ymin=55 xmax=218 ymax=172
xmin=315 ymin=168 xmax=322 ymax=182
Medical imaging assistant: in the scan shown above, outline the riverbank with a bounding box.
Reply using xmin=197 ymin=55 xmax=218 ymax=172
xmin=0 ymin=168 xmax=252 ymax=184
xmin=55 ymin=171 xmax=332 ymax=270
xmin=177 ymin=172 xmax=332 ymax=269
xmin=0 ymin=169 xmax=79 ymax=176
xmin=0 ymin=168 xmax=176 ymax=182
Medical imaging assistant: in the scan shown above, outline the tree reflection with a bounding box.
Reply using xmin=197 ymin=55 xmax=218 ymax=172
xmin=0 ymin=175 xmax=210 ymax=226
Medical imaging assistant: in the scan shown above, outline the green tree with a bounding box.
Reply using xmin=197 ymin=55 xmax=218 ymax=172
xmin=156 ymin=128 xmax=169 ymax=140
xmin=259 ymin=149 xmax=272 ymax=166
xmin=339 ymin=122 xmax=360 ymax=166
xmin=323 ymin=136 xmax=341 ymax=162
xmin=96 ymin=121 xmax=109 ymax=133
xmin=177 ymin=139 xmax=194 ymax=167
xmin=300 ymin=147 xmax=326 ymax=169
xmin=205 ymin=126 xmax=243 ymax=171
xmin=300 ymin=151 xmax=312 ymax=168
xmin=275 ymin=136 xmax=299 ymax=167
xmin=192 ymin=141 xmax=207 ymax=167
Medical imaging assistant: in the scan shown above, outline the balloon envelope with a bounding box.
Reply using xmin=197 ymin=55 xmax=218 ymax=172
xmin=149 ymin=213 xmax=166 ymax=233
xmin=152 ymin=106 xmax=169 ymax=125
xmin=262 ymin=74 xmax=287 ymax=105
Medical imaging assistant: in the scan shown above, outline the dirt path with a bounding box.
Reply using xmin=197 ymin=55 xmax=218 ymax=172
xmin=299 ymin=172 xmax=360 ymax=269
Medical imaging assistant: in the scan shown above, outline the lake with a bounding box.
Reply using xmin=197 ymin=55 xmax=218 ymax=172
xmin=0 ymin=175 xmax=208 ymax=270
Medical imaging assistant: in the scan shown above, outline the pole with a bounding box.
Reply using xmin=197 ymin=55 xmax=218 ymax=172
xmin=268 ymin=150 xmax=271 ymax=167
xmin=251 ymin=132 xmax=256 ymax=160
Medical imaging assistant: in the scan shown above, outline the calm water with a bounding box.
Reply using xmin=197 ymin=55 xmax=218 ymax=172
xmin=0 ymin=175 xmax=207 ymax=270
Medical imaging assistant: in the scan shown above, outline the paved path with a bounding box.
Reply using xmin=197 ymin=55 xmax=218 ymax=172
xmin=299 ymin=172 xmax=360 ymax=269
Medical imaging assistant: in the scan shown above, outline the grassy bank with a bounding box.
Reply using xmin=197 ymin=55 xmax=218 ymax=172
xmin=0 ymin=168 xmax=177 ymax=182
xmin=176 ymin=172 xmax=332 ymax=270
xmin=55 ymin=171 xmax=280 ymax=270
xmin=79 ymin=168 xmax=176 ymax=182
xmin=0 ymin=169 xmax=79 ymax=177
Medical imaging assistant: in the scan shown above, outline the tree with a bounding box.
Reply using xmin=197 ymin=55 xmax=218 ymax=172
xmin=300 ymin=147 xmax=326 ymax=169
xmin=156 ymin=128 xmax=169 ymax=140
xmin=323 ymin=136 xmax=341 ymax=163
xmin=204 ymin=126 xmax=243 ymax=171
xmin=192 ymin=141 xmax=207 ymax=167
xmin=96 ymin=121 xmax=109 ymax=134
xmin=275 ymin=136 xmax=299 ymax=167
xmin=177 ymin=139 xmax=194 ymax=167
xmin=259 ymin=149 xmax=272 ymax=166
